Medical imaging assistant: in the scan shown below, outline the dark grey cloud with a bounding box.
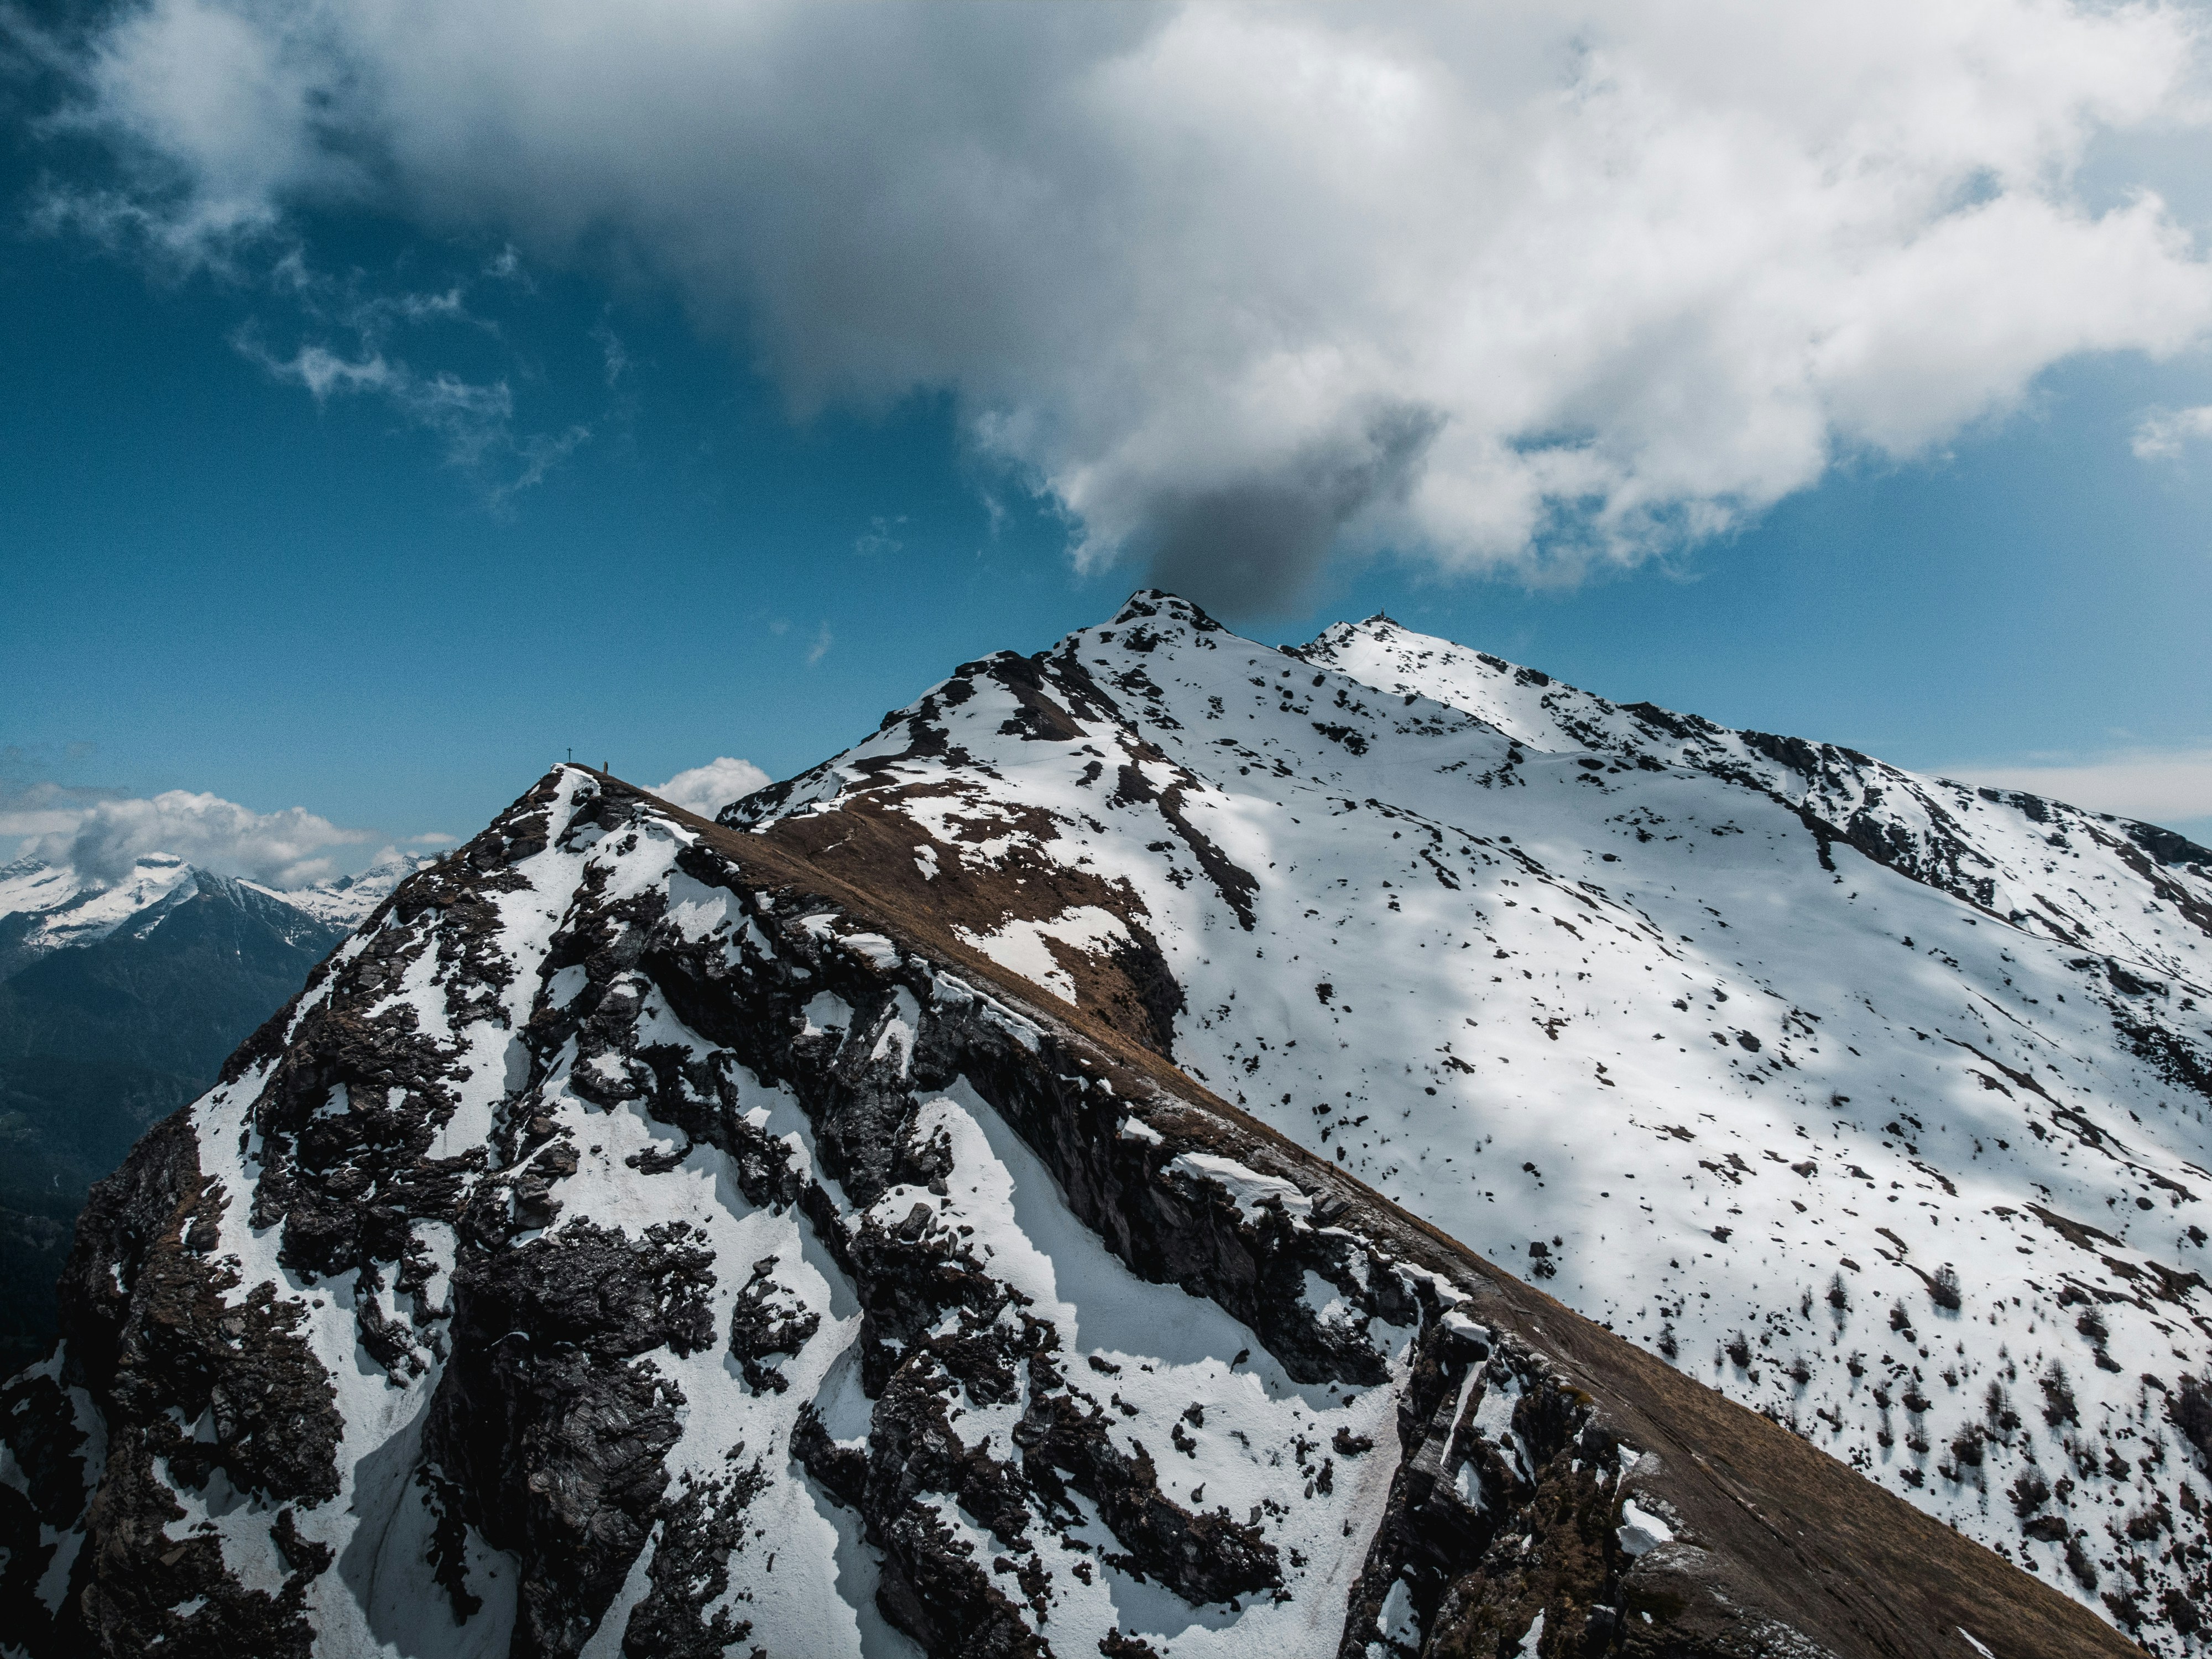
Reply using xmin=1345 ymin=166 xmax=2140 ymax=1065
xmin=1143 ymin=405 xmax=1446 ymax=615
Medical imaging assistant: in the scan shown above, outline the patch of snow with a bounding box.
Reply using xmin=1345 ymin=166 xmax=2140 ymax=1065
xmin=544 ymin=964 xmax=588 ymax=1010
xmin=841 ymin=931 xmax=902 ymax=971
xmin=953 ymin=905 xmax=1130 ymax=1005
xmin=664 ymin=869 xmax=738 ymax=942
xmin=1166 ymin=1152 xmax=1314 ymax=1223
xmin=1616 ymin=1498 xmax=1676 ymax=1557
xmin=1376 ymin=1576 xmax=1419 ymax=1647
xmin=871 ymin=987 xmax=922 ymax=1074
xmin=1439 ymin=1308 xmax=1489 ymax=1346
xmin=802 ymin=990 xmax=853 ymax=1037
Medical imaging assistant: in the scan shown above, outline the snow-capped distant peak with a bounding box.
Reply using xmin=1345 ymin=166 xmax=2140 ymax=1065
xmin=0 ymin=855 xmax=93 ymax=922
xmin=279 ymin=850 xmax=437 ymax=928
xmin=0 ymin=847 xmax=423 ymax=980
xmin=0 ymin=852 xmax=203 ymax=975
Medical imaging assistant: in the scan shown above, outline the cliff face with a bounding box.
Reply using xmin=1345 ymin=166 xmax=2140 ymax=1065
xmin=0 ymin=764 xmax=2142 ymax=1657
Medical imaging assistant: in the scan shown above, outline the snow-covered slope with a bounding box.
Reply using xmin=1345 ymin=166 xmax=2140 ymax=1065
xmin=723 ymin=591 xmax=2212 ymax=1648
xmin=0 ymin=763 xmax=2127 ymax=1659
xmin=1304 ymin=614 xmax=2212 ymax=980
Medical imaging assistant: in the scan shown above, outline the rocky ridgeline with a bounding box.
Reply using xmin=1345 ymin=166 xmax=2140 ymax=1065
xmin=0 ymin=767 xmax=2130 ymax=1657
xmin=1301 ymin=612 xmax=2212 ymax=988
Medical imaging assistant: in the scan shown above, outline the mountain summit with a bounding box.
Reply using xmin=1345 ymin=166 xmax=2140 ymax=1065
xmin=2 ymin=593 xmax=2203 ymax=1657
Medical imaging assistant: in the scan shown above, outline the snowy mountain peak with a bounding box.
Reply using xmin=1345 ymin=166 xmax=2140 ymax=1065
xmin=0 ymin=853 xmax=207 ymax=979
xmin=717 ymin=591 xmax=2212 ymax=1646
xmin=4 ymin=593 xmax=2206 ymax=1655
xmin=1109 ymin=586 xmax=1230 ymax=633
xmin=276 ymin=849 xmax=439 ymax=929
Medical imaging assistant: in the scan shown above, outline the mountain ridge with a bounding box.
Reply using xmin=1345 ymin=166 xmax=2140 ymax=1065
xmin=716 ymin=588 xmax=2212 ymax=1643
xmin=2 ymin=590 xmax=2206 ymax=1655
xmin=1 ymin=761 xmax=2131 ymax=1658
xmin=0 ymin=851 xmax=430 ymax=983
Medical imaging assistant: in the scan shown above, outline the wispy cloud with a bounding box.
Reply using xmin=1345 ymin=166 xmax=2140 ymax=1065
xmin=1944 ymin=746 xmax=2212 ymax=831
xmin=499 ymin=423 xmax=593 ymax=501
xmin=25 ymin=65 xmax=598 ymax=510
xmin=854 ymin=515 xmax=906 ymax=556
xmin=2131 ymin=405 xmax=2212 ymax=462
xmin=592 ymin=320 xmax=631 ymax=387
xmin=805 ymin=622 xmax=833 ymax=668
xmin=233 ymin=327 xmax=588 ymax=499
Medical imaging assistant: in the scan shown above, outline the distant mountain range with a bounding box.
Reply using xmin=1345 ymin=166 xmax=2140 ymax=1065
xmin=0 ymin=852 xmax=425 ymax=1370
xmin=3 ymin=593 xmax=2204 ymax=1656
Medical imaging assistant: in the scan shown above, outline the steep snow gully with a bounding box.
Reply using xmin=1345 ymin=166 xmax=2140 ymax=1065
xmin=5 ymin=591 xmax=2208 ymax=1657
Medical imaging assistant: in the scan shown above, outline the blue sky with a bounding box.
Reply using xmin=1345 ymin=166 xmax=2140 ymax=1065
xmin=6 ymin=1 xmax=2212 ymax=875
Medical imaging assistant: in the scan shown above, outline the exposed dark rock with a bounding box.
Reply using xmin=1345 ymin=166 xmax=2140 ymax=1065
xmin=619 ymin=1462 xmax=768 ymax=1658
xmin=728 ymin=1255 xmax=822 ymax=1394
xmin=424 ymin=1219 xmax=716 ymax=1658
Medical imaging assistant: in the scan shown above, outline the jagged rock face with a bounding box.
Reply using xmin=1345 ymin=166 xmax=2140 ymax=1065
xmin=726 ymin=591 xmax=2212 ymax=1649
xmin=0 ymin=766 xmax=2131 ymax=1657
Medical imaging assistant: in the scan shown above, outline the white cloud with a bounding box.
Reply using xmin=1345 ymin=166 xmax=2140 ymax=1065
xmin=46 ymin=0 xmax=2212 ymax=608
xmin=805 ymin=622 xmax=834 ymax=667
xmin=854 ymin=515 xmax=906 ymax=556
xmin=231 ymin=326 xmax=589 ymax=494
xmin=651 ymin=757 xmax=771 ymax=817
xmin=1947 ymin=747 xmax=2212 ymax=830
xmin=499 ymin=423 xmax=592 ymax=500
xmin=22 ymin=789 xmax=377 ymax=886
xmin=592 ymin=320 xmax=631 ymax=386
xmin=2131 ymin=404 xmax=2212 ymax=460
xmin=240 ymin=336 xmax=509 ymax=457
